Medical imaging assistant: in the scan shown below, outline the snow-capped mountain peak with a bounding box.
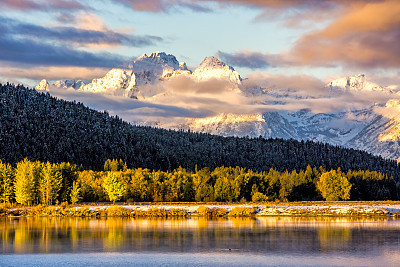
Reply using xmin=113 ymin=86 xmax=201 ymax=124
xmin=328 ymin=74 xmax=384 ymax=92
xmin=80 ymin=68 xmax=137 ymax=98
xmin=35 ymin=79 xmax=49 ymax=91
xmin=192 ymin=56 xmax=242 ymax=84
xmin=77 ymin=52 xmax=193 ymax=99
xmin=34 ymin=52 xmax=193 ymax=99
xmin=198 ymin=56 xmax=229 ymax=69
xmin=125 ymin=52 xmax=190 ymax=86
xmin=54 ymin=80 xmax=85 ymax=90
xmin=131 ymin=52 xmax=183 ymax=71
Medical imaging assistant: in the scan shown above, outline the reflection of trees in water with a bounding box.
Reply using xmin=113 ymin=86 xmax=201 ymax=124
xmin=318 ymin=226 xmax=351 ymax=251
xmin=1 ymin=217 xmax=399 ymax=254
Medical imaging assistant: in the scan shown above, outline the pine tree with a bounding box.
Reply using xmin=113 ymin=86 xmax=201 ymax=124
xmin=58 ymin=162 xmax=78 ymax=203
xmin=104 ymin=159 xmax=112 ymax=171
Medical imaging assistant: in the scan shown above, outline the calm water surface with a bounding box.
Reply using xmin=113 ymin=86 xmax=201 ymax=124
xmin=1 ymin=216 xmax=400 ymax=266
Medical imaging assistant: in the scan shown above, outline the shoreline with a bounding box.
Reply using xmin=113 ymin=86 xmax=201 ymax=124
xmin=2 ymin=202 xmax=400 ymax=217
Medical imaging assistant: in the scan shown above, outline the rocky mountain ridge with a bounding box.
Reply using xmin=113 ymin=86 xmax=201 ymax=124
xmin=328 ymin=74 xmax=385 ymax=93
xmin=36 ymin=52 xmax=242 ymax=97
xmin=35 ymin=52 xmax=400 ymax=160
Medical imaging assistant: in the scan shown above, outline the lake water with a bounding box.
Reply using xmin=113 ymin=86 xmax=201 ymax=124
xmin=1 ymin=216 xmax=400 ymax=266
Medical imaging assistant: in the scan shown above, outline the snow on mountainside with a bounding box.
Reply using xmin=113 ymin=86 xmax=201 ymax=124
xmin=328 ymin=74 xmax=385 ymax=92
xmin=129 ymin=52 xmax=190 ymax=82
xmin=192 ymin=56 xmax=242 ymax=84
xmin=349 ymin=100 xmax=400 ymax=159
xmin=37 ymin=52 xmax=240 ymax=98
xmin=34 ymin=52 xmax=400 ymax=160
xmin=176 ymin=107 xmax=379 ymax=146
xmin=36 ymin=79 xmax=85 ymax=91
xmin=378 ymin=100 xmax=400 ymax=142
xmin=38 ymin=52 xmax=191 ymax=98
xmin=153 ymin=71 xmax=400 ymax=159
xmin=81 ymin=68 xmax=137 ymax=98
xmin=280 ymin=108 xmax=379 ymax=146
xmin=184 ymin=113 xmax=298 ymax=139
xmin=35 ymin=79 xmax=49 ymax=91
xmin=55 ymin=80 xmax=85 ymax=90
xmin=80 ymin=52 xmax=190 ymax=98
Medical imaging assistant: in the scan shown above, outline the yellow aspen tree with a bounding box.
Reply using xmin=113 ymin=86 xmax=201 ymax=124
xmin=103 ymin=172 xmax=125 ymax=204
xmin=14 ymin=159 xmax=38 ymax=205
xmin=0 ymin=160 xmax=14 ymax=203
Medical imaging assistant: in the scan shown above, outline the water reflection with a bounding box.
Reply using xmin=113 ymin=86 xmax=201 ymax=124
xmin=1 ymin=216 xmax=400 ymax=255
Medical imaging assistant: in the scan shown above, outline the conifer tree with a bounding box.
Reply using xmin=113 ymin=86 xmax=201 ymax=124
xmin=58 ymin=162 xmax=78 ymax=203
xmin=104 ymin=159 xmax=112 ymax=172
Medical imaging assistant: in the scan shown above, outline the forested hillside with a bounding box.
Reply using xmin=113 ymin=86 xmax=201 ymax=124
xmin=1 ymin=83 xmax=399 ymax=180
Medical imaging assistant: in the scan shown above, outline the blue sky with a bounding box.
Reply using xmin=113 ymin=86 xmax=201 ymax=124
xmin=0 ymin=0 xmax=399 ymax=88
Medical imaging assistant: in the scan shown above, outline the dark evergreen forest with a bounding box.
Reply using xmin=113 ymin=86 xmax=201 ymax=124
xmin=1 ymin=83 xmax=399 ymax=180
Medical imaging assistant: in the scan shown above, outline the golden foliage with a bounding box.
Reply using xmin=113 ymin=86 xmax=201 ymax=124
xmin=196 ymin=206 xmax=210 ymax=216
xmin=210 ymin=207 xmax=227 ymax=217
xmin=228 ymin=207 xmax=255 ymax=217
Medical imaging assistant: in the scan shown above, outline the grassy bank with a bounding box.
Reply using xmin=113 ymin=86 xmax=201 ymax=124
xmin=1 ymin=201 xmax=400 ymax=218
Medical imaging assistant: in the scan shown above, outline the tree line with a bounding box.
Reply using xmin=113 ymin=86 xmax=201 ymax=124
xmin=1 ymin=83 xmax=400 ymax=180
xmin=1 ymin=159 xmax=399 ymax=205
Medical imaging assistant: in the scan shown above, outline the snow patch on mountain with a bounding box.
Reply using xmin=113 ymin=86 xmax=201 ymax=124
xmin=374 ymin=100 xmax=400 ymax=142
xmin=328 ymin=74 xmax=385 ymax=93
xmin=54 ymin=80 xmax=85 ymax=90
xmin=78 ymin=52 xmax=193 ymax=99
xmin=130 ymin=52 xmax=190 ymax=82
xmin=192 ymin=56 xmax=242 ymax=84
xmin=170 ymin=112 xmax=298 ymax=140
xmin=35 ymin=79 xmax=49 ymax=91
xmin=281 ymin=108 xmax=379 ymax=146
xmin=131 ymin=52 xmax=182 ymax=70
xmin=36 ymin=53 xmax=242 ymax=98
xmin=81 ymin=69 xmax=137 ymax=98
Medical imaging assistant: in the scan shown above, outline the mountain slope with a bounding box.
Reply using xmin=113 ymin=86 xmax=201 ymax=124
xmin=35 ymin=52 xmax=400 ymax=160
xmin=328 ymin=74 xmax=385 ymax=93
xmin=81 ymin=68 xmax=137 ymax=97
xmin=2 ymin=83 xmax=399 ymax=179
xmin=185 ymin=112 xmax=299 ymax=139
xmin=192 ymin=56 xmax=242 ymax=84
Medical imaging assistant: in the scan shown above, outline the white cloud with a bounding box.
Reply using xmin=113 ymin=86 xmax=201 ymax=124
xmin=42 ymin=72 xmax=400 ymax=126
